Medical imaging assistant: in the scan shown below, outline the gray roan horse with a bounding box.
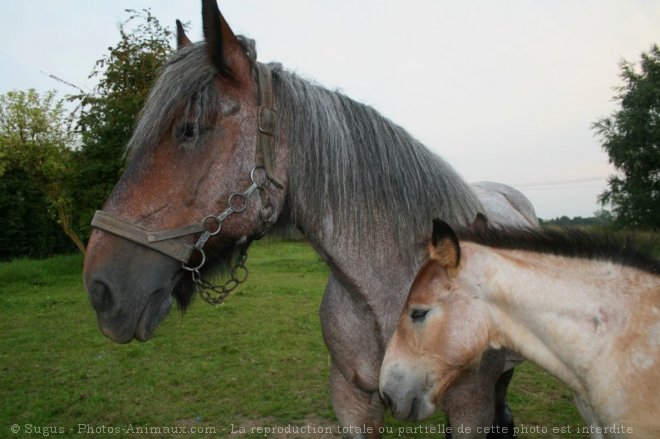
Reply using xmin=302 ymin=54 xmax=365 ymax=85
xmin=83 ymin=1 xmax=532 ymax=437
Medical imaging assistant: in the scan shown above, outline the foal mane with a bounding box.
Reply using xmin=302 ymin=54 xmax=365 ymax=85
xmin=456 ymin=226 xmax=660 ymax=275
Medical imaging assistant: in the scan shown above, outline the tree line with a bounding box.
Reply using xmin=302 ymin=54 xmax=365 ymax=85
xmin=0 ymin=10 xmax=658 ymax=259
xmin=538 ymin=211 xmax=613 ymax=228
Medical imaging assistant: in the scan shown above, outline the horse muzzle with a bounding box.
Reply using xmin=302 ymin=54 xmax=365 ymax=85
xmin=379 ymin=362 xmax=436 ymax=421
xmin=84 ymin=231 xmax=179 ymax=343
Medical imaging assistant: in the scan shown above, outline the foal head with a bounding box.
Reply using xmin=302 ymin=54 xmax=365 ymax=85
xmin=380 ymin=218 xmax=494 ymax=421
xmin=83 ymin=1 xmax=288 ymax=343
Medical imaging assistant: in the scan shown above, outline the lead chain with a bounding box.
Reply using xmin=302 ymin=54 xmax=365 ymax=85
xmin=194 ymin=250 xmax=249 ymax=305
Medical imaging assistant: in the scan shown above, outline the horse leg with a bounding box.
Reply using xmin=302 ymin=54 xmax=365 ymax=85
xmin=490 ymin=368 xmax=516 ymax=439
xmin=320 ymin=275 xmax=385 ymax=438
xmin=441 ymin=349 xmax=512 ymax=439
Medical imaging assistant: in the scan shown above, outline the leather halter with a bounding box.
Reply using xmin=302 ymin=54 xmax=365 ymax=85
xmin=90 ymin=62 xmax=280 ymax=265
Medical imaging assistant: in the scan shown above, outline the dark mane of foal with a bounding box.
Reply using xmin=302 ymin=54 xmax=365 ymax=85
xmin=128 ymin=38 xmax=483 ymax=308
xmin=455 ymin=226 xmax=660 ymax=275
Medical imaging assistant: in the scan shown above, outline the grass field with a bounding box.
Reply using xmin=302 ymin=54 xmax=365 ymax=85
xmin=1 ymin=240 xmax=587 ymax=438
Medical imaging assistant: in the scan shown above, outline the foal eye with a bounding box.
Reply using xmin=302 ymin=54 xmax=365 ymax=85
xmin=410 ymin=309 xmax=430 ymax=324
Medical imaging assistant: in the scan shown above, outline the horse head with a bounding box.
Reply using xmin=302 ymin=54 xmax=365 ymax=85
xmin=83 ymin=0 xmax=288 ymax=343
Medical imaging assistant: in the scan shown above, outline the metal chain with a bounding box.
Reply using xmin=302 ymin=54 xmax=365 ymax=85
xmin=195 ymin=250 xmax=249 ymax=305
xmin=182 ymin=166 xmax=274 ymax=305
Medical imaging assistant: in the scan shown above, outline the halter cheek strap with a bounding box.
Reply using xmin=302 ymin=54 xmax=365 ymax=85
xmin=90 ymin=61 xmax=279 ymax=265
xmin=255 ymin=62 xmax=282 ymax=189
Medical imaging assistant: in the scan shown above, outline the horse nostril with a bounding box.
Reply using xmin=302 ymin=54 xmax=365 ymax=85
xmin=88 ymin=280 xmax=115 ymax=314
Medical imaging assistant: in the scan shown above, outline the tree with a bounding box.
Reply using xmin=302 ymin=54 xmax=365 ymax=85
xmin=0 ymin=167 xmax=73 ymax=259
xmin=0 ymin=89 xmax=84 ymax=255
xmin=72 ymin=9 xmax=173 ymax=237
xmin=593 ymin=44 xmax=660 ymax=229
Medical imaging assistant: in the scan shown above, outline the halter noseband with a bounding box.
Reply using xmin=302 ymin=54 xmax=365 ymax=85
xmin=90 ymin=62 xmax=280 ymax=303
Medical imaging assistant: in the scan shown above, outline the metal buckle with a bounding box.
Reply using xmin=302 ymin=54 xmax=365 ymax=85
xmin=258 ymin=106 xmax=276 ymax=135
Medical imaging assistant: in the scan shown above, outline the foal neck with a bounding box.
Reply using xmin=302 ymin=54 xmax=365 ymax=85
xmin=461 ymin=243 xmax=655 ymax=396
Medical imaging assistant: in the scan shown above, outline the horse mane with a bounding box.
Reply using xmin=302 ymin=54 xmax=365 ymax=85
xmin=456 ymin=226 xmax=660 ymax=275
xmin=271 ymin=53 xmax=481 ymax=252
xmin=129 ymin=37 xmax=482 ymax=259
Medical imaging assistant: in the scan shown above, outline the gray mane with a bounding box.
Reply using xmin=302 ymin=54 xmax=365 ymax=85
xmin=127 ymin=38 xmax=482 ymax=256
xmin=271 ymin=60 xmax=481 ymax=252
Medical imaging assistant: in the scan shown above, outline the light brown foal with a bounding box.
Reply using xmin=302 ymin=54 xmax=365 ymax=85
xmin=381 ymin=218 xmax=659 ymax=439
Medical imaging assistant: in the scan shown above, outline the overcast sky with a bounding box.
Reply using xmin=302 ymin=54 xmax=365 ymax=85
xmin=2 ymin=1 xmax=659 ymax=219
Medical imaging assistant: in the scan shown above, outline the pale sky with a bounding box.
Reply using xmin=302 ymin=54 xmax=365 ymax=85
xmin=2 ymin=1 xmax=659 ymax=219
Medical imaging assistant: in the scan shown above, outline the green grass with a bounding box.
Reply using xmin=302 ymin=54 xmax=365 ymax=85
xmin=1 ymin=241 xmax=584 ymax=438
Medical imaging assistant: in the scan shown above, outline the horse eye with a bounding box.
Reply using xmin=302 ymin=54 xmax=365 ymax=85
xmin=176 ymin=123 xmax=200 ymax=143
xmin=410 ymin=309 xmax=430 ymax=324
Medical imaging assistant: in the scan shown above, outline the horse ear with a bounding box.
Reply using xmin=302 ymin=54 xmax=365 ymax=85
xmin=201 ymin=0 xmax=249 ymax=78
xmin=429 ymin=219 xmax=461 ymax=271
xmin=472 ymin=213 xmax=489 ymax=234
xmin=176 ymin=20 xmax=192 ymax=48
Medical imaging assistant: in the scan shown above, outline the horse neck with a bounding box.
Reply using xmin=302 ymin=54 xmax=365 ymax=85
xmin=274 ymin=68 xmax=482 ymax=339
xmin=459 ymin=242 xmax=656 ymax=397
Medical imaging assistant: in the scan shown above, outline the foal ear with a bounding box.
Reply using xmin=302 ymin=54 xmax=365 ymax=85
xmin=176 ymin=20 xmax=192 ymax=48
xmin=429 ymin=219 xmax=461 ymax=271
xmin=201 ymin=0 xmax=251 ymax=79
xmin=472 ymin=213 xmax=489 ymax=234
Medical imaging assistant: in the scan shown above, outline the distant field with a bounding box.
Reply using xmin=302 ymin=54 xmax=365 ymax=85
xmin=1 ymin=241 xmax=587 ymax=438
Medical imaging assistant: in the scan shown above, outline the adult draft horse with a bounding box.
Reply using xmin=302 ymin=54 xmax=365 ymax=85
xmin=84 ymin=1 xmax=532 ymax=437
xmin=381 ymin=218 xmax=659 ymax=438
